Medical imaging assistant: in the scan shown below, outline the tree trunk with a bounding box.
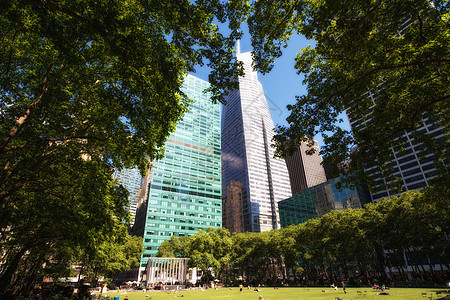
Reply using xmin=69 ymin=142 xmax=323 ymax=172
xmin=14 ymin=251 xmax=46 ymax=297
xmin=0 ymin=246 xmax=29 ymax=294
xmin=373 ymin=241 xmax=387 ymax=278
xmin=77 ymin=263 xmax=84 ymax=286
xmin=406 ymin=248 xmax=421 ymax=280
xmin=427 ymin=256 xmax=435 ymax=280
xmin=291 ymin=265 xmax=297 ymax=284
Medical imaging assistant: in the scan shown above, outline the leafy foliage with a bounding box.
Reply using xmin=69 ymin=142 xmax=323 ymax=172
xmin=247 ymin=0 xmax=449 ymax=189
xmin=159 ymin=189 xmax=449 ymax=285
xmin=158 ymin=228 xmax=233 ymax=284
xmin=0 ymin=0 xmax=247 ymax=295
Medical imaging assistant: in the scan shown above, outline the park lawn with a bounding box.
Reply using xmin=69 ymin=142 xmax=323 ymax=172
xmin=107 ymin=287 xmax=449 ymax=300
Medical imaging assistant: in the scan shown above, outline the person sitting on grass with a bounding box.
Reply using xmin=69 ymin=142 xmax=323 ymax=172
xmin=377 ymin=291 xmax=390 ymax=295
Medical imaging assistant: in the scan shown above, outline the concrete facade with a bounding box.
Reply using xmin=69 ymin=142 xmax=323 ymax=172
xmin=222 ymin=180 xmax=246 ymax=233
xmin=285 ymin=140 xmax=327 ymax=195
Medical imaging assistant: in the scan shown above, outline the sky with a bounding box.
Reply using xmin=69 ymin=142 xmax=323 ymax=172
xmin=189 ymin=31 xmax=352 ymax=150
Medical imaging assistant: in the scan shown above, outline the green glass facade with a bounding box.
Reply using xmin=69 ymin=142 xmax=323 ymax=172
xmin=140 ymin=74 xmax=222 ymax=265
xmin=278 ymin=177 xmax=369 ymax=227
xmin=278 ymin=190 xmax=318 ymax=228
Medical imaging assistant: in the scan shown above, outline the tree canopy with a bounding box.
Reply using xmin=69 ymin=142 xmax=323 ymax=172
xmin=158 ymin=227 xmax=233 ymax=284
xmin=0 ymin=0 xmax=248 ymax=295
xmin=247 ymin=0 xmax=449 ymax=189
xmin=158 ymin=190 xmax=449 ymax=286
xmin=1 ymin=0 xmax=448 ymax=295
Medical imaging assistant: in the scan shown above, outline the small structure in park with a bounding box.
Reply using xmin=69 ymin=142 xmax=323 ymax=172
xmin=145 ymin=257 xmax=190 ymax=286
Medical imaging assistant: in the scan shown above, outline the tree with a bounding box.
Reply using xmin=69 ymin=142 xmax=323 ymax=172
xmin=184 ymin=228 xmax=233 ymax=284
xmin=158 ymin=235 xmax=191 ymax=258
xmin=247 ymin=0 xmax=449 ymax=189
xmin=157 ymin=228 xmax=233 ymax=284
xmin=420 ymin=178 xmax=450 ymax=272
xmin=0 ymin=159 xmax=139 ymax=294
xmin=278 ymin=226 xmax=301 ymax=284
xmin=364 ymin=189 xmax=450 ymax=281
xmin=155 ymin=187 xmax=447 ymax=286
xmin=0 ymin=0 xmax=247 ymax=215
xmin=80 ymin=225 xmax=143 ymax=285
xmin=231 ymin=232 xmax=260 ymax=283
xmin=0 ymin=0 xmax=248 ymax=295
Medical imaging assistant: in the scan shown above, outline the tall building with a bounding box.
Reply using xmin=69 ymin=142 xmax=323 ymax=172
xmin=278 ymin=176 xmax=370 ymax=227
xmin=347 ymin=91 xmax=445 ymax=202
xmin=222 ymin=46 xmax=292 ymax=232
xmin=139 ymin=74 xmax=222 ymax=267
xmin=277 ymin=190 xmax=318 ymax=228
xmin=222 ymin=180 xmax=246 ymax=233
xmin=285 ymin=140 xmax=327 ymax=195
xmin=114 ymin=167 xmax=142 ymax=224
xmin=344 ymin=17 xmax=447 ymax=202
xmin=130 ymin=164 xmax=153 ymax=237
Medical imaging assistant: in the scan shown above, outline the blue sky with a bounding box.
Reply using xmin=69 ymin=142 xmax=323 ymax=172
xmin=190 ymin=32 xmax=351 ymax=151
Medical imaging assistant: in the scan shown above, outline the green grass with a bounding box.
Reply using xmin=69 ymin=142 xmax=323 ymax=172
xmin=105 ymin=287 xmax=449 ymax=300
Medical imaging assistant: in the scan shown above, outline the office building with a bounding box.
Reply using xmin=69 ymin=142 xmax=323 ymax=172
xmin=277 ymin=190 xmax=318 ymax=228
xmin=139 ymin=74 xmax=222 ymax=266
xmin=222 ymin=45 xmax=292 ymax=232
xmin=347 ymin=92 xmax=445 ymax=202
xmin=344 ymin=16 xmax=447 ymax=202
xmin=114 ymin=167 xmax=142 ymax=225
xmin=222 ymin=180 xmax=246 ymax=233
xmin=312 ymin=177 xmax=368 ymax=217
xmin=278 ymin=177 xmax=370 ymax=227
xmin=285 ymin=140 xmax=327 ymax=195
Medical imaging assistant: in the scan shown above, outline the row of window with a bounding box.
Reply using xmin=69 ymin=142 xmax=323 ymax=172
xmin=146 ymin=206 xmax=222 ymax=219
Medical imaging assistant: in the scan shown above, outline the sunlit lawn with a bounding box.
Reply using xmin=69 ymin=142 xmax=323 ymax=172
xmin=104 ymin=287 xmax=449 ymax=300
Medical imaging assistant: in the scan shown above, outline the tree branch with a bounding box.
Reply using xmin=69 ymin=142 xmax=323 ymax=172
xmin=264 ymin=0 xmax=301 ymax=45
xmin=410 ymin=94 xmax=450 ymax=130
xmin=0 ymin=57 xmax=58 ymax=152
xmin=21 ymin=0 xmax=99 ymax=33
xmin=354 ymin=94 xmax=449 ymax=153
xmin=417 ymin=13 xmax=428 ymax=44
xmin=330 ymin=58 xmax=450 ymax=103
xmin=3 ymin=26 xmax=20 ymax=78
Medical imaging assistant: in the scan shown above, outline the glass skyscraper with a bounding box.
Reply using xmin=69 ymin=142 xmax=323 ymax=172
xmin=278 ymin=190 xmax=318 ymax=228
xmin=114 ymin=167 xmax=142 ymax=224
xmin=139 ymin=74 xmax=222 ymax=265
xmin=222 ymin=46 xmax=292 ymax=232
xmin=278 ymin=176 xmax=370 ymax=227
